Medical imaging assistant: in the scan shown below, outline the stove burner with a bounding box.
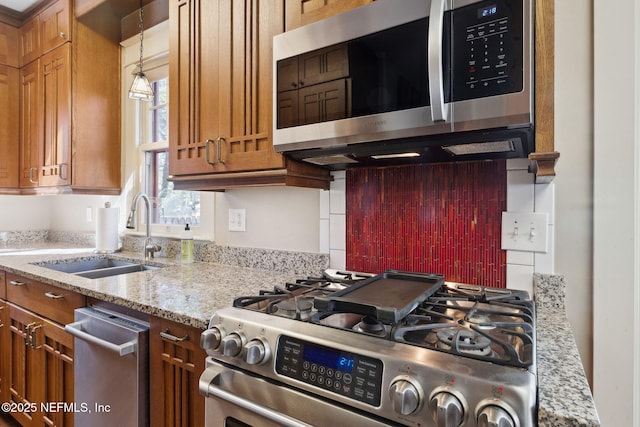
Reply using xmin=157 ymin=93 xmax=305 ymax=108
xmin=353 ymin=316 xmax=387 ymax=337
xmin=275 ymin=298 xmax=314 ymax=321
xmin=436 ymin=329 xmax=492 ymax=356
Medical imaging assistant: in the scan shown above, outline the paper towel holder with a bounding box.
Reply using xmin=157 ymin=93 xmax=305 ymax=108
xmin=94 ymin=202 xmax=122 ymax=254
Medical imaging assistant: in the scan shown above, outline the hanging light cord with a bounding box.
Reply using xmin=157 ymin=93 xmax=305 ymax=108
xmin=138 ymin=0 xmax=145 ymax=72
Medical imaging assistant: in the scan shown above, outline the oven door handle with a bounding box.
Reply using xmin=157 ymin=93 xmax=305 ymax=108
xmin=200 ymin=364 xmax=314 ymax=427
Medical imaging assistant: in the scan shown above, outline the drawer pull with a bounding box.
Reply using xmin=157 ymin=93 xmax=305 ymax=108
xmin=160 ymin=329 xmax=189 ymax=342
xmin=44 ymin=291 xmax=64 ymax=299
xmin=9 ymin=280 xmax=25 ymax=286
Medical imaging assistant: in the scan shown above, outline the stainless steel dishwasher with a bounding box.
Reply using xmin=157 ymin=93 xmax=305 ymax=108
xmin=65 ymin=307 xmax=149 ymax=426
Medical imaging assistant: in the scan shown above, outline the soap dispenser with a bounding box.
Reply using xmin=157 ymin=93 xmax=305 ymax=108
xmin=181 ymin=224 xmax=194 ymax=263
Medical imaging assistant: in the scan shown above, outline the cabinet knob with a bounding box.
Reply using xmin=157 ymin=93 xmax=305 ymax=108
xmin=59 ymin=32 xmax=67 ymax=39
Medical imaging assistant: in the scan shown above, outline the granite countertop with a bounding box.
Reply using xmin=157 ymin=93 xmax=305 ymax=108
xmin=534 ymin=273 xmax=600 ymax=427
xmin=0 ymin=243 xmax=300 ymax=329
xmin=0 ymin=241 xmax=601 ymax=426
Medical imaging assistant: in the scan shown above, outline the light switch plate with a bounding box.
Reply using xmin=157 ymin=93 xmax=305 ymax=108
xmin=228 ymin=208 xmax=246 ymax=232
xmin=501 ymin=212 xmax=548 ymax=253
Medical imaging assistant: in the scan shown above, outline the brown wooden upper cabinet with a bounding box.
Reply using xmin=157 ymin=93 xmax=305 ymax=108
xmin=168 ymin=0 xmax=330 ymax=190
xmin=284 ymin=0 xmax=375 ymax=31
xmin=0 ymin=0 xmax=122 ymax=195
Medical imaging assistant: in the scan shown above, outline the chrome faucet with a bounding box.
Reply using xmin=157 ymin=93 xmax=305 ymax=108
xmin=126 ymin=192 xmax=161 ymax=260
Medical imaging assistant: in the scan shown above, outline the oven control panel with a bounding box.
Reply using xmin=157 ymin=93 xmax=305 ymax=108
xmin=276 ymin=335 xmax=383 ymax=407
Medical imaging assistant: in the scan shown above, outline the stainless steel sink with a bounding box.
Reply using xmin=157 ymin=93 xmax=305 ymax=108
xmin=36 ymin=257 xmax=161 ymax=279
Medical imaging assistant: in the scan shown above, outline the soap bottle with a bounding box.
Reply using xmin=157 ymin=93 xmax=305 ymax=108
xmin=181 ymin=224 xmax=194 ymax=263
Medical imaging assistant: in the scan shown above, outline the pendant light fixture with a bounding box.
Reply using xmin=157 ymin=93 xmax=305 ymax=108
xmin=128 ymin=0 xmax=154 ymax=101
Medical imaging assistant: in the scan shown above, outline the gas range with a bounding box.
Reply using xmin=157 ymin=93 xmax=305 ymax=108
xmin=199 ymin=270 xmax=537 ymax=427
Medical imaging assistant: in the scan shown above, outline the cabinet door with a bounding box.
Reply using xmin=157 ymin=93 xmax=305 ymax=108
xmin=40 ymin=44 xmax=71 ymax=187
xmin=41 ymin=318 xmax=74 ymax=427
xmin=40 ymin=0 xmax=71 ymax=54
xmin=0 ymin=300 xmax=7 ymax=403
xmin=285 ymin=0 xmax=375 ymax=31
xmin=21 ymin=15 xmax=40 ymax=67
xmin=149 ymin=317 xmax=205 ymax=427
xmin=0 ymin=22 xmax=19 ymax=67
xmin=169 ymin=0 xmax=221 ymax=176
xmin=7 ymin=303 xmax=44 ymax=427
xmin=0 ymin=65 xmax=19 ymax=188
xmin=20 ymin=60 xmax=42 ymax=189
xmin=215 ymin=0 xmax=285 ymax=172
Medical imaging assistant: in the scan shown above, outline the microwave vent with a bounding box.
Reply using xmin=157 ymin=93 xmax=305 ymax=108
xmin=303 ymin=155 xmax=359 ymax=166
xmin=443 ymin=140 xmax=515 ymax=156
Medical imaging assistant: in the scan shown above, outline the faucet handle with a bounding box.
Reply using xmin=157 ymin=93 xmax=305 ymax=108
xmin=145 ymin=241 xmax=161 ymax=259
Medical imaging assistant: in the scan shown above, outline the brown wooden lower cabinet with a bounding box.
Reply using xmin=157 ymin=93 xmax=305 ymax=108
xmin=5 ymin=302 xmax=74 ymax=427
xmin=150 ymin=316 xmax=206 ymax=427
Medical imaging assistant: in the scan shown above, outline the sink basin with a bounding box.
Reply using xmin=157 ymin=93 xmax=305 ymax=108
xmin=36 ymin=257 xmax=161 ymax=279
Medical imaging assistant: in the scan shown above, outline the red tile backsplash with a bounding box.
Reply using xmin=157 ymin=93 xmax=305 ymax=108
xmin=346 ymin=161 xmax=507 ymax=287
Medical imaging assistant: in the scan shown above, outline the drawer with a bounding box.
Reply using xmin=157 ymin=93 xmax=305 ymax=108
xmin=6 ymin=273 xmax=85 ymax=324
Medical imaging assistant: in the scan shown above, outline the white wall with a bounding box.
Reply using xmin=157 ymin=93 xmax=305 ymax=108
xmin=553 ymin=0 xmax=594 ymax=385
xmin=592 ymin=0 xmax=640 ymax=425
xmin=0 ymin=196 xmax=51 ymax=230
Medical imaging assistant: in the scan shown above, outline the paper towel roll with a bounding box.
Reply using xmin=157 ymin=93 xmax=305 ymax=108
xmin=95 ymin=204 xmax=120 ymax=253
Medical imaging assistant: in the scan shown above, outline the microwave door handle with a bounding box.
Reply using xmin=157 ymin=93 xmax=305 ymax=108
xmin=428 ymin=0 xmax=448 ymax=122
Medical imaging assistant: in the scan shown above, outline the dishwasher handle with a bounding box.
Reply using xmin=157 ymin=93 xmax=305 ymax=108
xmin=65 ymin=320 xmax=137 ymax=356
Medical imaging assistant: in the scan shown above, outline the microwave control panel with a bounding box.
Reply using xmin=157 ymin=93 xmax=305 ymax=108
xmin=451 ymin=0 xmax=525 ymax=101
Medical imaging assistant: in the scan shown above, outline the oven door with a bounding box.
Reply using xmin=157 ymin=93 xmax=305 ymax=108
xmin=200 ymin=360 xmax=394 ymax=427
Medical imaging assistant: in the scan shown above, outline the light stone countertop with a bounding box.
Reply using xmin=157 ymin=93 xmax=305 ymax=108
xmin=0 ymin=243 xmax=301 ymax=329
xmin=534 ymin=273 xmax=600 ymax=427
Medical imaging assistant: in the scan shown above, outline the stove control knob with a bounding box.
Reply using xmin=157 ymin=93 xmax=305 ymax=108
xmin=429 ymin=392 xmax=465 ymax=427
xmin=389 ymin=377 xmax=423 ymax=415
xmin=200 ymin=326 xmax=225 ymax=351
xmin=245 ymin=338 xmax=270 ymax=365
xmin=221 ymin=332 xmax=245 ymax=357
xmin=477 ymin=404 xmax=516 ymax=427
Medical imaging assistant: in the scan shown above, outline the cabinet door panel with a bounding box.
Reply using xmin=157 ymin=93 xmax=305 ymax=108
xmin=216 ymin=0 xmax=284 ymax=172
xmin=40 ymin=0 xmax=71 ymax=54
xmin=285 ymin=0 xmax=374 ymax=31
xmin=169 ymin=0 xmax=220 ymax=176
xmin=42 ymin=319 xmax=74 ymax=427
xmin=0 ymin=22 xmax=19 ymax=67
xmin=40 ymin=44 xmax=71 ymax=187
xmin=150 ymin=317 xmax=205 ymax=427
xmin=0 ymin=65 xmax=19 ymax=188
xmin=21 ymin=16 xmax=40 ymax=67
xmin=20 ymin=60 xmax=42 ymax=189
xmin=7 ymin=304 xmax=43 ymax=427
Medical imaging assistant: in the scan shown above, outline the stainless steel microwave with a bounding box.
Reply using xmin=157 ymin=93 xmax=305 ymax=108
xmin=272 ymin=0 xmax=534 ymax=169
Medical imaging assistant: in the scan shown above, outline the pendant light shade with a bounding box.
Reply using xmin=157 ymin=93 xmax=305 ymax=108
xmin=128 ymin=0 xmax=154 ymax=102
xmin=129 ymin=71 xmax=154 ymax=101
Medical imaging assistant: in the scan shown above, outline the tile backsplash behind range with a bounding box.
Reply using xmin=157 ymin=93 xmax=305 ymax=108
xmin=346 ymin=160 xmax=507 ymax=287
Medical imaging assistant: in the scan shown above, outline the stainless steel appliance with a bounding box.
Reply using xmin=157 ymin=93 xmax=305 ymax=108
xmin=273 ymin=0 xmax=534 ymax=168
xmin=65 ymin=307 xmax=149 ymax=427
xmin=199 ymin=270 xmax=536 ymax=426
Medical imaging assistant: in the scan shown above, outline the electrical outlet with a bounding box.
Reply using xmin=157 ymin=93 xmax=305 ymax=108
xmin=501 ymin=212 xmax=548 ymax=253
xmin=229 ymin=208 xmax=246 ymax=232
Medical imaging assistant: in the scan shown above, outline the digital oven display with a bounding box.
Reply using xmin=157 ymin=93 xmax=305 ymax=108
xmin=276 ymin=336 xmax=383 ymax=407
xmin=478 ymin=4 xmax=498 ymax=18
xmin=303 ymin=345 xmax=355 ymax=373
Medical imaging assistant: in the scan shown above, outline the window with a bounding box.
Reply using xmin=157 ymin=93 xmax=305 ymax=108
xmin=139 ymin=74 xmax=201 ymax=227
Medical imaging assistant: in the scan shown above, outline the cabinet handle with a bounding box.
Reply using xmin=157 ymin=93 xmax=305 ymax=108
xmin=217 ymin=137 xmax=226 ymax=164
xmin=25 ymin=322 xmax=37 ymax=347
xmin=205 ymin=138 xmax=217 ymax=165
xmin=29 ymin=167 xmax=38 ymax=184
xmin=30 ymin=324 xmax=42 ymax=349
xmin=44 ymin=291 xmax=64 ymax=299
xmin=9 ymin=280 xmax=25 ymax=286
xmin=59 ymin=31 xmax=67 ymax=39
xmin=160 ymin=329 xmax=189 ymax=342
xmin=59 ymin=163 xmax=69 ymax=180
